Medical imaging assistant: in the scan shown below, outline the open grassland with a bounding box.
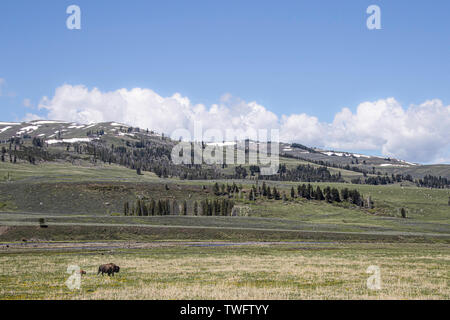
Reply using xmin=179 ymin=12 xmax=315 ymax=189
xmin=0 ymin=161 xmax=160 ymax=183
xmin=0 ymin=162 xmax=448 ymax=240
xmin=0 ymin=162 xmax=449 ymax=300
xmin=0 ymin=243 xmax=448 ymax=300
xmin=1 ymin=225 xmax=448 ymax=243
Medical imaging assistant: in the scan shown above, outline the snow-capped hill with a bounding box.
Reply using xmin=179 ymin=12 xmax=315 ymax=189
xmin=0 ymin=120 xmax=445 ymax=174
xmin=281 ymin=143 xmax=420 ymax=168
xmin=0 ymin=120 xmax=159 ymax=141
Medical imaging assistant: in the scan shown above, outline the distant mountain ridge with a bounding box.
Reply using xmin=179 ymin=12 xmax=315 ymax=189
xmin=0 ymin=120 xmax=449 ymax=180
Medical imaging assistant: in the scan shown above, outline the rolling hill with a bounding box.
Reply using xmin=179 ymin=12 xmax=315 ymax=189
xmin=0 ymin=120 xmax=448 ymax=180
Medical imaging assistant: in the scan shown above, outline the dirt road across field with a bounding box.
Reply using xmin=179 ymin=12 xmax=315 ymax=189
xmin=0 ymin=240 xmax=337 ymax=252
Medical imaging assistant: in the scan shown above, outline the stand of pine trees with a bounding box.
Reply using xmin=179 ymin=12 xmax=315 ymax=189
xmin=282 ymin=153 xmax=370 ymax=175
xmin=246 ymin=182 xmax=367 ymax=207
xmin=416 ymin=175 xmax=450 ymax=189
xmin=3 ymin=131 xmax=448 ymax=189
xmin=361 ymin=173 xmax=414 ymax=185
xmin=256 ymin=164 xmax=344 ymax=183
xmin=1 ymin=138 xmax=55 ymax=164
xmin=123 ymin=198 xmax=235 ymax=216
xmin=296 ymin=184 xmax=365 ymax=206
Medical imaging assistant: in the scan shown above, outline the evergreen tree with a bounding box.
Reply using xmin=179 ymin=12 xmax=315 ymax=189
xmin=267 ymin=186 xmax=272 ymax=199
xmin=194 ymin=201 xmax=198 ymax=216
xmin=221 ymin=199 xmax=226 ymax=216
xmin=157 ymin=200 xmax=163 ymax=215
xmin=182 ymin=200 xmax=187 ymax=215
xmin=331 ymin=188 xmax=341 ymax=202
xmin=306 ymin=184 xmax=313 ymax=200
xmin=315 ymin=187 xmax=324 ymax=201
xmin=401 ymin=208 xmax=407 ymax=219
xmin=137 ymin=200 xmax=144 ymax=216
xmin=213 ymin=182 xmax=220 ymax=195
xmin=324 ymin=187 xmax=332 ymax=203
xmin=165 ymin=199 xmax=171 ymax=215
xmin=252 ymin=185 xmax=257 ymax=198
xmin=149 ymin=199 xmax=155 ymax=216
xmin=248 ymin=189 xmax=253 ymax=201
xmin=341 ymin=188 xmax=349 ymax=201
xmin=143 ymin=202 xmax=149 ymax=216
xmin=173 ymin=200 xmax=179 ymax=215
xmin=273 ymin=187 xmax=281 ymax=200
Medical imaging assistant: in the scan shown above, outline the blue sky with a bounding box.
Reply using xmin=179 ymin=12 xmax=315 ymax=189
xmin=0 ymin=0 xmax=449 ymax=162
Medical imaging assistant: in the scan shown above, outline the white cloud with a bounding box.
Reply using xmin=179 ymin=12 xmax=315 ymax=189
xmin=38 ymin=85 xmax=280 ymax=137
xmin=325 ymin=98 xmax=450 ymax=163
xmin=37 ymin=84 xmax=450 ymax=163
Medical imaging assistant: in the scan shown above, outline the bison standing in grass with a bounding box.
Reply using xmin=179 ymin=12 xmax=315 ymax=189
xmin=97 ymin=263 xmax=120 ymax=276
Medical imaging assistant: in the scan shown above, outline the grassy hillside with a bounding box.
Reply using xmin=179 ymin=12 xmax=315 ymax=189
xmin=0 ymin=122 xmax=449 ymax=301
xmin=0 ymin=161 xmax=448 ymax=241
xmin=1 ymin=120 xmax=449 ymax=180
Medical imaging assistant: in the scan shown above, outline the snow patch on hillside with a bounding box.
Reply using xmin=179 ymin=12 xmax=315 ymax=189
xmin=352 ymin=153 xmax=371 ymax=158
xmin=32 ymin=120 xmax=69 ymax=125
xmin=207 ymin=142 xmax=236 ymax=147
xmin=46 ymin=138 xmax=94 ymax=145
xmin=0 ymin=126 xmax=12 ymax=133
xmin=110 ymin=122 xmax=129 ymax=127
xmin=321 ymin=151 xmax=347 ymax=157
xmin=399 ymin=160 xmax=418 ymax=166
xmin=117 ymin=132 xmax=136 ymax=137
xmin=16 ymin=125 xmax=40 ymax=135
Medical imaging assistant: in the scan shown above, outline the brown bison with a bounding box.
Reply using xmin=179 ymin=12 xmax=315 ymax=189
xmin=79 ymin=270 xmax=87 ymax=276
xmin=97 ymin=263 xmax=120 ymax=276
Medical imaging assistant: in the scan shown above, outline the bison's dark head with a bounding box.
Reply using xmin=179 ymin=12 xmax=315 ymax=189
xmin=113 ymin=265 xmax=120 ymax=273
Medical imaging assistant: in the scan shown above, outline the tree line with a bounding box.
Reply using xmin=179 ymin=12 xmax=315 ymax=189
xmin=245 ymin=182 xmax=369 ymax=207
xmin=416 ymin=175 xmax=450 ymax=189
xmin=123 ymin=197 xmax=235 ymax=216
xmin=245 ymin=164 xmax=344 ymax=183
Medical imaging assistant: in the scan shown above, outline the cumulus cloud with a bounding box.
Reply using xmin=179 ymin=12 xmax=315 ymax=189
xmin=37 ymin=84 xmax=450 ymax=163
xmin=38 ymin=85 xmax=280 ymax=138
xmin=325 ymin=98 xmax=450 ymax=163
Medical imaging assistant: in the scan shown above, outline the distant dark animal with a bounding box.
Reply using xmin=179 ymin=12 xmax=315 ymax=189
xmin=79 ymin=270 xmax=87 ymax=276
xmin=97 ymin=263 xmax=120 ymax=276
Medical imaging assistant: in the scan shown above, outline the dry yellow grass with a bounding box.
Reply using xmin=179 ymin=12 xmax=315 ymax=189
xmin=0 ymin=242 xmax=448 ymax=300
